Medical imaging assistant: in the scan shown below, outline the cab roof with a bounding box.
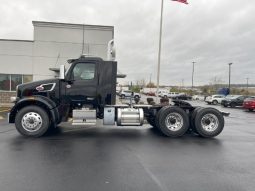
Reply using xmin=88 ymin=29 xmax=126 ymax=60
xmin=67 ymin=54 xmax=103 ymax=64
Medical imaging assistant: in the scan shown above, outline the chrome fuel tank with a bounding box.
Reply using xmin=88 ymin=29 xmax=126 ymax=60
xmin=117 ymin=108 xmax=144 ymax=126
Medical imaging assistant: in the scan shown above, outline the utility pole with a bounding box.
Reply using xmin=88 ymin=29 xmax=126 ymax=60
xmin=246 ymin=77 xmax=249 ymax=94
xmin=191 ymin=61 xmax=196 ymax=91
xmin=228 ymin=63 xmax=233 ymax=93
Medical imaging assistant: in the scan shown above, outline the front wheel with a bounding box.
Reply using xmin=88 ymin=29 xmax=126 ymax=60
xmin=15 ymin=106 xmax=50 ymax=137
xmin=230 ymin=102 xmax=236 ymax=108
xmin=212 ymin=100 xmax=218 ymax=105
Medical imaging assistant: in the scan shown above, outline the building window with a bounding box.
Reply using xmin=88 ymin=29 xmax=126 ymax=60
xmin=23 ymin=75 xmax=33 ymax=83
xmin=0 ymin=74 xmax=10 ymax=91
xmin=0 ymin=74 xmax=33 ymax=91
xmin=11 ymin=74 xmax=22 ymax=91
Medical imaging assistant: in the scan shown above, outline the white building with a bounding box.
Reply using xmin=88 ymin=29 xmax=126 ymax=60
xmin=0 ymin=21 xmax=114 ymax=104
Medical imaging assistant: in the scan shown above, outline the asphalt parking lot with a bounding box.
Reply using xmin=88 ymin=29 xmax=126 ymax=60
xmin=0 ymin=99 xmax=255 ymax=191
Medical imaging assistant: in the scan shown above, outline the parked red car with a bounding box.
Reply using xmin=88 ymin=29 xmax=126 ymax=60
xmin=243 ymin=97 xmax=255 ymax=111
xmin=146 ymin=92 xmax=156 ymax=96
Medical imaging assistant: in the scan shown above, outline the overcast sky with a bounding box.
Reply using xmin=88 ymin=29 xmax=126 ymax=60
xmin=0 ymin=0 xmax=254 ymax=86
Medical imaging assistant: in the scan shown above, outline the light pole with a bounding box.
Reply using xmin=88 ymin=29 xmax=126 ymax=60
xmin=228 ymin=63 xmax=233 ymax=93
xmin=156 ymin=0 xmax=164 ymax=103
xmin=191 ymin=62 xmax=196 ymax=91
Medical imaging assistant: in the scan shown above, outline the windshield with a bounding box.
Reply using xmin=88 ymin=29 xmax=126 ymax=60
xmin=65 ymin=64 xmax=71 ymax=76
xmin=226 ymin=95 xmax=238 ymax=99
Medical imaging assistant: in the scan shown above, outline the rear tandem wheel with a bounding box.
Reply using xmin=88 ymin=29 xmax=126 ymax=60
xmin=156 ymin=106 xmax=190 ymax=137
xmin=194 ymin=108 xmax=224 ymax=138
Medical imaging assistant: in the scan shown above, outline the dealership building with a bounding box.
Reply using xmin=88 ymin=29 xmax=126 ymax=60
xmin=0 ymin=21 xmax=114 ymax=105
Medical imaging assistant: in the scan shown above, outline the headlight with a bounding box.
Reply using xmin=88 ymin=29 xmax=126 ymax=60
xmin=10 ymin=97 xmax=18 ymax=102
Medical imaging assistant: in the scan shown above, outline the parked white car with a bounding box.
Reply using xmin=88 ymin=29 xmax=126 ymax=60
xmin=192 ymin=95 xmax=205 ymax=101
xmin=119 ymin=90 xmax=141 ymax=99
xmin=205 ymin=94 xmax=225 ymax=105
xmin=159 ymin=91 xmax=180 ymax=98
xmin=158 ymin=90 xmax=169 ymax=98
xmin=168 ymin=92 xmax=180 ymax=98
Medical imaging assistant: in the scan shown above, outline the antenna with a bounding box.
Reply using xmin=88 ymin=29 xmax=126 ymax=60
xmin=55 ymin=53 xmax=60 ymax=67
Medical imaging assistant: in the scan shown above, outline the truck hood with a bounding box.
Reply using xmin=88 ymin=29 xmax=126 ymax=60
xmin=17 ymin=79 xmax=60 ymax=98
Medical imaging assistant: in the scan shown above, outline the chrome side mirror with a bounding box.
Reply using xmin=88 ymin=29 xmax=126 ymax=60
xmin=59 ymin=65 xmax=65 ymax=80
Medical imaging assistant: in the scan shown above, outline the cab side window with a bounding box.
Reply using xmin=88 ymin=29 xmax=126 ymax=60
xmin=72 ymin=63 xmax=95 ymax=80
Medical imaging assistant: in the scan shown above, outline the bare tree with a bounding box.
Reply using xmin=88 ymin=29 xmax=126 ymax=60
xmin=146 ymin=82 xmax=156 ymax=88
xmin=136 ymin=78 xmax=146 ymax=88
xmin=209 ymin=76 xmax=224 ymax=92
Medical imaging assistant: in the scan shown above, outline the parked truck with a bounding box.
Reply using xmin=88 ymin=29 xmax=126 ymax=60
xmin=8 ymin=55 xmax=227 ymax=138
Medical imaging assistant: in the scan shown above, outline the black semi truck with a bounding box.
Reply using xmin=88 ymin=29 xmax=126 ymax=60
xmin=8 ymin=55 xmax=226 ymax=138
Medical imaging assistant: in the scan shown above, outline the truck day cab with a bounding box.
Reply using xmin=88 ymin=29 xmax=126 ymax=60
xmin=9 ymin=55 xmax=226 ymax=138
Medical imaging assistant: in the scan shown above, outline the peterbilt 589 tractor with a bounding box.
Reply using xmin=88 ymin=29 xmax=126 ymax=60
xmin=9 ymin=55 xmax=227 ymax=138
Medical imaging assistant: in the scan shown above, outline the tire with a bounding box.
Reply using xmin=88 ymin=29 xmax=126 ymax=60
xmin=147 ymin=117 xmax=156 ymax=128
xmin=120 ymin=94 xmax=125 ymax=99
xmin=134 ymin=95 xmax=139 ymax=99
xmin=212 ymin=100 xmax=218 ymax=105
xmin=194 ymin=108 xmax=224 ymax=138
xmin=230 ymin=102 xmax=236 ymax=108
xmin=222 ymin=104 xmax=227 ymax=107
xmin=15 ymin=106 xmax=50 ymax=137
xmin=155 ymin=106 xmax=169 ymax=129
xmin=164 ymin=95 xmax=167 ymax=98
xmin=190 ymin=107 xmax=203 ymax=133
xmin=248 ymin=109 xmax=254 ymax=112
xmin=147 ymin=98 xmax=154 ymax=104
xmin=157 ymin=106 xmax=189 ymax=137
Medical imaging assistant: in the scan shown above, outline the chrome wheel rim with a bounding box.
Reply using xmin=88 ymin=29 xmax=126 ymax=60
xmin=201 ymin=113 xmax=219 ymax=132
xmin=21 ymin=112 xmax=43 ymax=132
xmin=165 ymin=112 xmax=184 ymax=131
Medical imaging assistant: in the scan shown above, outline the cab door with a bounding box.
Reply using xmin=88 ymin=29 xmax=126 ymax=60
xmin=65 ymin=61 xmax=98 ymax=106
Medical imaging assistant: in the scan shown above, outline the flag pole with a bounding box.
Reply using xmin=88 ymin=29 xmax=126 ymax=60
xmin=156 ymin=0 xmax=164 ymax=103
